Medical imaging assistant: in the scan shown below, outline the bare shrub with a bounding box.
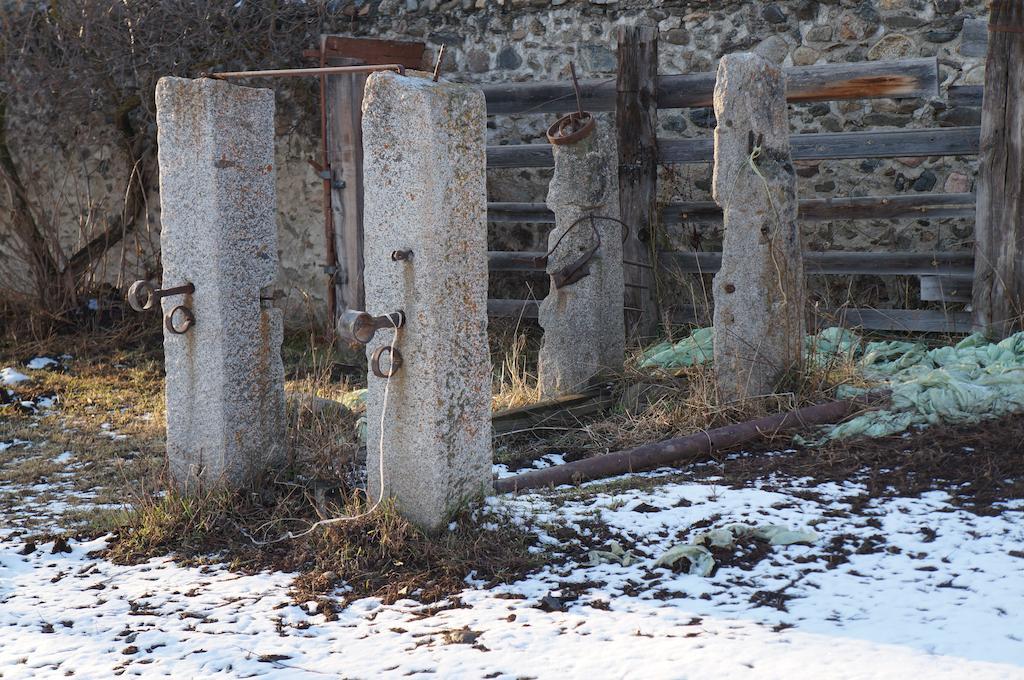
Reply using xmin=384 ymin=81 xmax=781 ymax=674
xmin=0 ymin=1 xmax=343 ymax=322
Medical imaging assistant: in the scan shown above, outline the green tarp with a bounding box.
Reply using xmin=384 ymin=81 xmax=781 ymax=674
xmin=641 ymin=327 xmax=1024 ymax=443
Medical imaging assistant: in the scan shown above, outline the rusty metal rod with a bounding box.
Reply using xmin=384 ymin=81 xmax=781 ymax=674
xmin=493 ymin=392 xmax=890 ymax=494
xmin=317 ymin=39 xmax=339 ymax=333
xmin=205 ymin=64 xmax=406 ymax=80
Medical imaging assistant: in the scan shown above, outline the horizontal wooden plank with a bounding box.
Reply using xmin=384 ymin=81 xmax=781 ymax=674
xmin=822 ymin=308 xmax=973 ymax=333
xmin=489 ymin=251 xmax=547 ymax=272
xmin=670 ymin=305 xmax=972 ymax=333
xmin=488 ymin=203 xmax=555 ymax=223
xmin=320 ymin=36 xmax=425 ymax=68
xmin=481 ymin=58 xmax=938 ymax=115
xmin=663 ymin=193 xmax=976 ymax=224
xmin=490 ymin=194 xmax=975 ymax=225
xmin=488 ymin=299 xmax=539 ymax=319
xmin=492 ymin=388 xmax=613 ymax=434
xmin=660 ymin=251 xmax=975 ymax=277
xmin=919 ymin=275 xmax=973 ymax=303
xmin=487 ymin=127 xmax=981 ymax=169
xmin=948 ymin=85 xmax=983 ymax=107
xmin=659 ymin=127 xmax=981 ymax=164
xmin=487 ymin=144 xmax=554 ymax=169
xmin=489 ymin=249 xmax=975 ymax=277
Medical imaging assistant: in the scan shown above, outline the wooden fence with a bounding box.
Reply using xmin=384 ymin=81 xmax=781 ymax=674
xmin=481 ymin=28 xmax=985 ymax=335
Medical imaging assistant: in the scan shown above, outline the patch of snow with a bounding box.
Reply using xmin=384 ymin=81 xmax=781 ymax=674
xmin=53 ymin=451 xmax=75 ymax=465
xmin=1 ymin=367 xmax=30 ymax=385
xmin=34 ymin=395 xmax=58 ymax=410
xmin=26 ymin=357 xmax=57 ymax=370
xmin=0 ymin=460 xmax=1021 ymax=677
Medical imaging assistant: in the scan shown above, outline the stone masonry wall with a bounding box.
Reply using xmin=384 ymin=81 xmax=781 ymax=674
xmin=1 ymin=0 xmax=989 ymax=324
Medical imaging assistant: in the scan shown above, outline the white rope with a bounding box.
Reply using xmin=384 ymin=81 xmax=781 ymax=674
xmin=245 ymin=327 xmax=399 ymax=546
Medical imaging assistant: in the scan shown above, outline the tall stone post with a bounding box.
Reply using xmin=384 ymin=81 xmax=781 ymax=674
xmin=155 ymin=77 xmax=286 ymax=490
xmin=361 ymin=71 xmax=492 ymax=531
xmin=538 ymin=121 xmax=625 ymax=397
xmin=711 ymin=53 xmax=805 ymax=402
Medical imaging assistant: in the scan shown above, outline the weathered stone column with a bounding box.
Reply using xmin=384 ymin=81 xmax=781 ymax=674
xmin=155 ymin=77 xmax=286 ymax=490
xmin=711 ymin=53 xmax=805 ymax=402
xmin=538 ymin=121 xmax=625 ymax=397
xmin=361 ymin=71 xmax=492 ymax=531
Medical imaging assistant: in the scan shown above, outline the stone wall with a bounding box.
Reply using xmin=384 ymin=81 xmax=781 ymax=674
xmin=364 ymin=0 xmax=987 ymax=315
xmin=1 ymin=0 xmax=988 ymax=324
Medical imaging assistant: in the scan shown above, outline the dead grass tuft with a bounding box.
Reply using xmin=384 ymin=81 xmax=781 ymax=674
xmin=105 ymin=478 xmax=541 ymax=608
xmin=490 ymin=317 xmax=541 ymax=412
xmin=495 ymin=332 xmax=876 ymax=469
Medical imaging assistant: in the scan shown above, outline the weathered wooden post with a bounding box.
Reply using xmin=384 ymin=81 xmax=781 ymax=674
xmin=325 ymin=64 xmax=367 ymax=320
xmin=616 ymin=25 xmax=660 ymax=339
xmin=711 ymin=53 xmax=805 ymax=402
xmin=152 ymin=77 xmax=286 ymax=490
xmin=538 ymin=121 xmax=625 ymax=397
xmin=359 ymin=71 xmax=492 ymax=531
xmin=971 ymin=1 xmax=1024 ymax=338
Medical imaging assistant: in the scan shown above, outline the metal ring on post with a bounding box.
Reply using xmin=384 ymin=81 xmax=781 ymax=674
xmin=546 ymin=112 xmax=595 ymax=145
xmin=127 ymin=280 xmax=157 ymax=312
xmin=371 ymin=345 xmax=403 ymax=379
xmin=164 ymin=305 xmax=195 ymax=335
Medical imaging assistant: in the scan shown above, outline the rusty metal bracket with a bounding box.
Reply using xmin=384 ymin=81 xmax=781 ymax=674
xmin=371 ymin=345 xmax=403 ymax=379
xmin=544 ymin=214 xmax=631 ymax=289
xmin=127 ymin=280 xmax=195 ymax=312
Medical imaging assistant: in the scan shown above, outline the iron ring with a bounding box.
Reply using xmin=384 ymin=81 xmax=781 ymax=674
xmin=371 ymin=345 xmax=403 ymax=379
xmin=164 ymin=305 xmax=195 ymax=335
xmin=127 ymin=280 xmax=157 ymax=312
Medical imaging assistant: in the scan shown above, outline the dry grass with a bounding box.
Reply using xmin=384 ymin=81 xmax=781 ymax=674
xmin=105 ymin=478 xmax=541 ymax=609
xmin=2 ymin=312 xmax=540 ymax=608
xmin=490 ymin=317 xmax=542 ymax=412
xmin=1 ymin=295 xmax=935 ymax=609
xmin=494 ymin=330 xmax=876 ymax=469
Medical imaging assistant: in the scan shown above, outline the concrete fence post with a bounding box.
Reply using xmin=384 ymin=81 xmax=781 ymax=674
xmin=711 ymin=53 xmax=805 ymax=402
xmin=155 ymin=77 xmax=286 ymax=490
xmin=360 ymin=71 xmax=492 ymax=531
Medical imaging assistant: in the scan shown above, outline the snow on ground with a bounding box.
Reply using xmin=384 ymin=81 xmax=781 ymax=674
xmin=1 ymin=465 xmax=1022 ymax=679
xmin=1 ymin=367 xmax=30 ymax=385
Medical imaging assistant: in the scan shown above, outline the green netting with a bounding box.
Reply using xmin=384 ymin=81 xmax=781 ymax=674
xmin=641 ymin=327 xmax=1024 ymax=443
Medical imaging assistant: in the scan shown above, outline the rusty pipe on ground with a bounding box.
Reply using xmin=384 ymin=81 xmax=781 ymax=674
xmin=493 ymin=392 xmax=890 ymax=494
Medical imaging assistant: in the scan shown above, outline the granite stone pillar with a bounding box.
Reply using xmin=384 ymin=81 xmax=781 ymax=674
xmin=711 ymin=53 xmax=805 ymax=402
xmin=155 ymin=77 xmax=286 ymax=490
xmin=538 ymin=121 xmax=625 ymax=397
xmin=361 ymin=71 xmax=492 ymax=531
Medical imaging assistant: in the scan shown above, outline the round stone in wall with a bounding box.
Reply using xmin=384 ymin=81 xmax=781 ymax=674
xmin=868 ymin=34 xmax=917 ymax=61
xmin=792 ymin=46 xmax=820 ymax=66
